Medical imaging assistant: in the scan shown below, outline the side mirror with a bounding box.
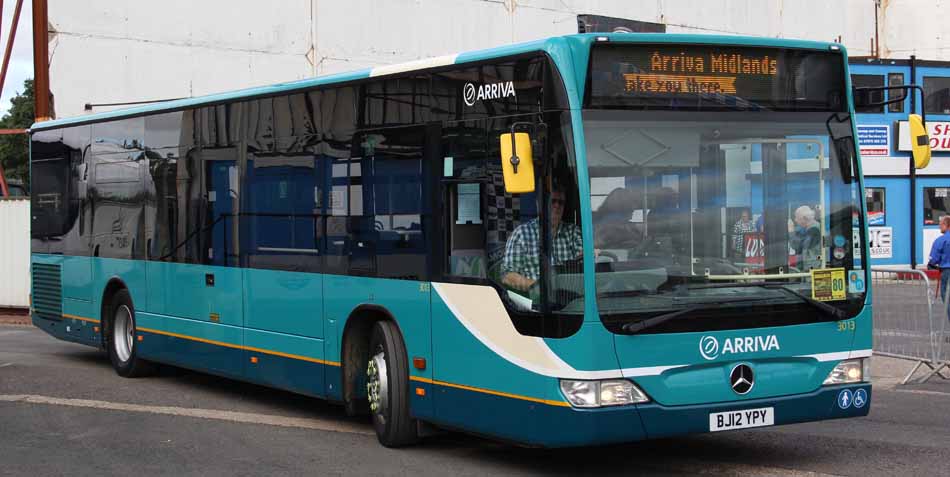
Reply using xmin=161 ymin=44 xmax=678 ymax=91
xmin=853 ymin=85 xmax=907 ymax=108
xmin=909 ymin=114 xmax=932 ymax=169
xmin=499 ymin=132 xmax=535 ymax=194
xmin=833 ymin=136 xmax=857 ymax=184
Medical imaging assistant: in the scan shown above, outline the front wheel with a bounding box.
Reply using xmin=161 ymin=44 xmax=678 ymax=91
xmin=366 ymin=320 xmax=418 ymax=447
xmin=106 ymin=289 xmax=154 ymax=378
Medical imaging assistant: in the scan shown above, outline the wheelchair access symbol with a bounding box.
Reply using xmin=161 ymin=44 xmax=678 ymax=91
xmin=837 ymin=389 xmax=853 ymax=409
xmin=853 ymin=389 xmax=868 ymax=409
xmin=848 ymin=270 xmax=866 ymax=294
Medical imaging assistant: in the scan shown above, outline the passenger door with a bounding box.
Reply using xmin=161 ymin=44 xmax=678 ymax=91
xmin=241 ymin=132 xmax=326 ymax=396
xmin=152 ymin=106 xmax=246 ymax=378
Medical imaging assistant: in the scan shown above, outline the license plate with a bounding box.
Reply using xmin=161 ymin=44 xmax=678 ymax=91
xmin=709 ymin=407 xmax=774 ymax=432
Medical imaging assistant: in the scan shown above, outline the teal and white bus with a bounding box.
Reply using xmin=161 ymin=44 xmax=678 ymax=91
xmin=31 ymin=33 xmax=909 ymax=447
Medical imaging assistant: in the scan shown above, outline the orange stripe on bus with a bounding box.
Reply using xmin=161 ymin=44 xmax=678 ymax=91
xmin=409 ymin=376 xmax=570 ymax=407
xmin=136 ymin=327 xmax=340 ymax=367
xmin=55 ymin=318 xmax=551 ymax=405
xmin=63 ymin=314 xmax=99 ymax=324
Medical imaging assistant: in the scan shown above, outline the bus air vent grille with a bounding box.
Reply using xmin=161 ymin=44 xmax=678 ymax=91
xmin=31 ymin=263 xmax=62 ymax=321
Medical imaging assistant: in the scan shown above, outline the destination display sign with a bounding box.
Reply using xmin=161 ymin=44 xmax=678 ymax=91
xmin=587 ymin=45 xmax=846 ymax=111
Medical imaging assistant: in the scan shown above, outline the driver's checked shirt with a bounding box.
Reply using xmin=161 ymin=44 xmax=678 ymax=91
xmin=503 ymin=218 xmax=583 ymax=281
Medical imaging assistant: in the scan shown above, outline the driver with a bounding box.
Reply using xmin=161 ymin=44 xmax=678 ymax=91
xmin=502 ymin=186 xmax=583 ymax=292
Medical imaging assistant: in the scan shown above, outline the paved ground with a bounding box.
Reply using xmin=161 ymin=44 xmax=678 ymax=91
xmin=1 ymin=324 xmax=949 ymax=477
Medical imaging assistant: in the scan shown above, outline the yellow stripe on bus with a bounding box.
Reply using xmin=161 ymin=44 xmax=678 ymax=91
xmin=410 ymin=376 xmax=570 ymax=407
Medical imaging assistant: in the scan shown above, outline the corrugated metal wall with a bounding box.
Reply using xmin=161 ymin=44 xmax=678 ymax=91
xmin=0 ymin=199 xmax=30 ymax=308
xmin=47 ymin=0 xmax=884 ymax=119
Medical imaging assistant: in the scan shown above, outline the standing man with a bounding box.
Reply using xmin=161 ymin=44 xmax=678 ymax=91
xmin=927 ymin=216 xmax=950 ymax=311
xmin=732 ymin=209 xmax=756 ymax=261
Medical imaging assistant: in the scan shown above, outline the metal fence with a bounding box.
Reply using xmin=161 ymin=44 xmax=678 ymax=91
xmin=930 ymin=276 xmax=949 ymax=382
xmin=871 ymin=268 xmax=949 ymax=384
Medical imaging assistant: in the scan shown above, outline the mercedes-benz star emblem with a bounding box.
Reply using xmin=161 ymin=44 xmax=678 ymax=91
xmin=730 ymin=364 xmax=754 ymax=395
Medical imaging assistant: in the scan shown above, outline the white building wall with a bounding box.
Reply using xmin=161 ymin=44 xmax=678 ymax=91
xmin=45 ymin=0 xmax=937 ymax=120
xmin=0 ymin=199 xmax=30 ymax=308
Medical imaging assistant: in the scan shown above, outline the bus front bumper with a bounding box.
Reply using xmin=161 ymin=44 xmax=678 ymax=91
xmin=531 ymin=384 xmax=870 ymax=447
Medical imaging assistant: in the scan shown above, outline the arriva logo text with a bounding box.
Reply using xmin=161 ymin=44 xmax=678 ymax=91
xmin=699 ymin=335 xmax=780 ymax=360
xmin=463 ymin=81 xmax=516 ymax=106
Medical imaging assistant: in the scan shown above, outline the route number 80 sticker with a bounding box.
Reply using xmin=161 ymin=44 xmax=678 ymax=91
xmin=811 ymin=268 xmax=846 ymax=302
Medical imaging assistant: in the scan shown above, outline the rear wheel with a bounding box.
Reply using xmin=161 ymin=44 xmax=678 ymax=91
xmin=366 ymin=320 xmax=418 ymax=447
xmin=106 ymin=289 xmax=154 ymax=377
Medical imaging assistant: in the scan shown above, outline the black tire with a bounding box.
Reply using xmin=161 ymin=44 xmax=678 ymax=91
xmin=366 ymin=320 xmax=418 ymax=447
xmin=106 ymin=289 xmax=154 ymax=378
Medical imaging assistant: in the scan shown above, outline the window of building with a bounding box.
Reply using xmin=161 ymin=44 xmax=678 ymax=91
xmin=851 ymin=74 xmax=884 ymax=113
xmin=924 ymin=76 xmax=950 ymax=115
xmin=888 ymin=73 xmax=905 ymax=113
xmin=865 ymin=187 xmax=885 ymax=225
xmin=924 ymin=187 xmax=950 ymax=225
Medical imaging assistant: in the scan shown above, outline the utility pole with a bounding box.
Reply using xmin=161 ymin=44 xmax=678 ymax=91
xmin=32 ymin=0 xmax=49 ymax=121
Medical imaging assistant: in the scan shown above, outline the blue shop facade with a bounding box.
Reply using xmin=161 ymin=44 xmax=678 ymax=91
xmin=851 ymin=57 xmax=950 ymax=268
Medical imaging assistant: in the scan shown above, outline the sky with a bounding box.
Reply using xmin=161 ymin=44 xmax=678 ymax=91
xmin=0 ymin=0 xmax=32 ymax=118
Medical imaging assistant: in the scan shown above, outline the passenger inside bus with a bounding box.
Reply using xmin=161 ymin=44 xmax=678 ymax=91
xmin=592 ymin=187 xmax=642 ymax=254
xmin=789 ymin=204 xmax=822 ymax=271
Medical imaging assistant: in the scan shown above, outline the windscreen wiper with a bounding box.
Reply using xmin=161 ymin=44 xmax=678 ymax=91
xmin=621 ymin=305 xmax=701 ymax=334
xmin=770 ymin=285 xmax=848 ymax=321
xmin=620 ymin=296 xmax=778 ymax=334
xmin=690 ymin=282 xmax=848 ymax=321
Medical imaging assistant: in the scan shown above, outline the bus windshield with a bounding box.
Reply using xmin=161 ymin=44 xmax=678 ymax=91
xmin=583 ymin=110 xmax=866 ymax=330
xmin=580 ymin=43 xmax=864 ymax=332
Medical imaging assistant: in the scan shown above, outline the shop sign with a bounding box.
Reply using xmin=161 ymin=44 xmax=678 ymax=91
xmin=857 ymin=125 xmax=889 ymax=156
xmin=868 ymin=226 xmax=892 ymax=259
xmin=898 ymin=121 xmax=950 ymax=151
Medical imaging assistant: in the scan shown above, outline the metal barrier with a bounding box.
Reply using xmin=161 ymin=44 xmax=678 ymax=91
xmin=927 ymin=277 xmax=950 ymax=382
xmin=871 ymin=268 xmax=948 ymax=384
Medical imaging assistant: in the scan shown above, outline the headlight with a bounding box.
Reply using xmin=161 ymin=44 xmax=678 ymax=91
xmin=822 ymin=358 xmax=869 ymax=385
xmin=559 ymin=379 xmax=649 ymax=408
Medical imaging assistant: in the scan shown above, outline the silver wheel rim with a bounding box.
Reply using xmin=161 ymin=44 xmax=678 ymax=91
xmin=367 ymin=350 xmax=389 ymax=423
xmin=113 ymin=305 xmax=134 ymax=363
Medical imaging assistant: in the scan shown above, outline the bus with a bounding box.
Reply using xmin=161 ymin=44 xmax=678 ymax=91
xmin=29 ymin=33 xmax=926 ymax=448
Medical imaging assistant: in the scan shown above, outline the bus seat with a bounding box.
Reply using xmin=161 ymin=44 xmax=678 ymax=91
xmin=450 ymin=249 xmax=486 ymax=279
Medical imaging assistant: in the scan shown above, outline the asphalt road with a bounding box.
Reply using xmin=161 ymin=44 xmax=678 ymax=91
xmin=2 ymin=324 xmax=949 ymax=477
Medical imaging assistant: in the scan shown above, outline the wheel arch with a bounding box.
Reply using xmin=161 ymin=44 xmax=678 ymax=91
xmin=340 ymin=305 xmax=403 ymax=415
xmin=99 ymin=277 xmax=129 ymax=348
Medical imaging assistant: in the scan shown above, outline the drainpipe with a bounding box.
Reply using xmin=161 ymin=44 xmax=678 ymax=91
xmin=910 ymin=54 xmax=917 ymax=268
xmin=874 ymin=0 xmax=881 ymax=58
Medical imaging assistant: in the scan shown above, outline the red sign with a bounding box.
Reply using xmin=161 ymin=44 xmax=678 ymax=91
xmin=744 ymin=233 xmax=765 ymax=265
xmin=743 ymin=233 xmax=798 ymax=269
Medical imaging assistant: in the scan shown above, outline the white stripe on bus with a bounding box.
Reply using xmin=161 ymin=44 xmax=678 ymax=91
xmin=369 ymin=54 xmax=459 ymax=77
